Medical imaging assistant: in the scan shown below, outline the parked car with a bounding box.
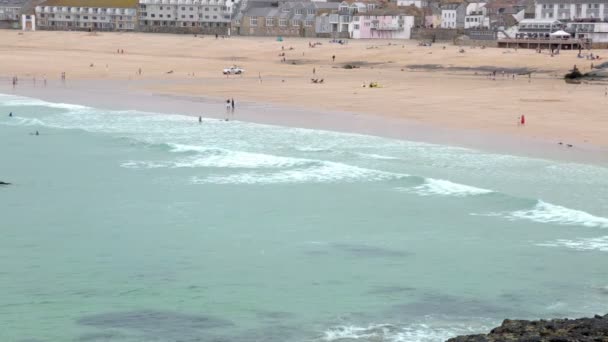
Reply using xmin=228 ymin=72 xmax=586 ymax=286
xmin=223 ymin=66 xmax=244 ymax=75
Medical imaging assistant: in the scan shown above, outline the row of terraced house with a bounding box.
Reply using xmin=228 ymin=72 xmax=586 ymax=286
xmin=3 ymin=0 xmax=605 ymax=43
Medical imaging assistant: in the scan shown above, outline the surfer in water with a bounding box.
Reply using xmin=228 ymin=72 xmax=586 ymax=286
xmin=9 ymin=112 xmax=12 ymax=117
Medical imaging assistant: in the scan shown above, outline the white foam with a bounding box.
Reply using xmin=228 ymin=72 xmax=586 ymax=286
xmin=400 ymin=178 xmax=494 ymax=197
xmin=295 ymin=146 xmax=333 ymax=153
xmin=1 ymin=96 xmax=88 ymax=111
xmin=356 ymin=152 xmax=400 ymax=160
xmin=0 ymin=117 xmax=45 ymax=126
xmin=538 ymin=236 xmax=608 ymax=252
xmin=508 ymin=201 xmax=608 ymax=228
xmin=192 ymin=162 xmax=406 ymax=184
xmin=319 ymin=323 xmax=485 ymax=342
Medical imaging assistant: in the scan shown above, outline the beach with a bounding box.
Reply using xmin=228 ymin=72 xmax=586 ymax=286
xmin=2 ymin=30 xmax=608 ymax=342
xmin=1 ymin=30 xmax=608 ymax=163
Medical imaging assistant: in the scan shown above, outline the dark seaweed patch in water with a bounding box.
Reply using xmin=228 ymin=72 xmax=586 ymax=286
xmin=390 ymin=293 xmax=529 ymax=319
xmin=255 ymin=310 xmax=297 ymax=320
xmin=77 ymin=310 xmax=232 ymax=340
xmin=367 ymin=285 xmax=416 ymax=295
xmin=77 ymin=331 xmax=124 ymax=341
xmin=332 ymin=243 xmax=411 ymax=258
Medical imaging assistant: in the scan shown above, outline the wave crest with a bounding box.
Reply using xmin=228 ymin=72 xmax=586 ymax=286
xmin=508 ymin=201 xmax=608 ymax=228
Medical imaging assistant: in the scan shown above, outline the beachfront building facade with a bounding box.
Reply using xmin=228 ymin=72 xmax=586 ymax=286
xmin=349 ymin=8 xmax=417 ymax=38
xmin=464 ymin=2 xmax=489 ymax=28
xmin=535 ymin=0 xmax=607 ymax=20
xmin=396 ymin=0 xmax=427 ymax=8
xmin=440 ymin=0 xmax=466 ymax=28
xmin=0 ymin=0 xmax=28 ymax=28
xmin=138 ymin=0 xmax=236 ymax=34
xmin=235 ymin=0 xmax=339 ymax=37
xmin=35 ymin=0 xmax=137 ymax=30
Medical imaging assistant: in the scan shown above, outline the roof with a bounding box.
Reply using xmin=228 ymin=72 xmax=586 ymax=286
xmin=364 ymin=6 xmax=421 ymax=16
xmin=39 ymin=0 xmax=137 ymax=8
xmin=0 ymin=0 xmax=28 ymax=6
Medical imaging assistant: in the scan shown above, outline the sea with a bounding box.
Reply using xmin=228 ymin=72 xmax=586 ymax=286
xmin=1 ymin=93 xmax=608 ymax=342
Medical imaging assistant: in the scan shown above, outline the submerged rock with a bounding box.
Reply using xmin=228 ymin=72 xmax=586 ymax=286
xmin=0 ymin=181 xmax=10 ymax=185
xmin=447 ymin=313 xmax=608 ymax=342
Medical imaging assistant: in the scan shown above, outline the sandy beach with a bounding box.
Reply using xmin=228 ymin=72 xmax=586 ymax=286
xmin=1 ymin=30 xmax=607 ymax=162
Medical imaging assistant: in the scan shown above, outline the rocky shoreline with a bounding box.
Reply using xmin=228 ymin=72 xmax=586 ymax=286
xmin=447 ymin=314 xmax=608 ymax=342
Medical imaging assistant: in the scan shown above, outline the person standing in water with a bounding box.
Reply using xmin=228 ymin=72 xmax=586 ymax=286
xmin=198 ymin=116 xmax=202 ymax=123
xmin=9 ymin=112 xmax=13 ymax=117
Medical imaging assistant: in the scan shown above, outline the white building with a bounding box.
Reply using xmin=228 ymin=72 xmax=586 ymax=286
xmin=567 ymin=21 xmax=608 ymax=43
xmin=464 ymin=2 xmax=488 ymax=29
xmin=396 ymin=0 xmax=427 ymax=9
xmin=139 ymin=0 xmax=237 ymax=33
xmin=35 ymin=0 xmax=137 ymax=30
xmin=0 ymin=0 xmax=27 ymax=27
xmin=535 ymin=0 xmax=607 ymax=20
xmin=441 ymin=8 xmax=456 ymax=28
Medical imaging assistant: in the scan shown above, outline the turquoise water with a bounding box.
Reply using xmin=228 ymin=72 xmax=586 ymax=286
xmin=1 ymin=93 xmax=608 ymax=342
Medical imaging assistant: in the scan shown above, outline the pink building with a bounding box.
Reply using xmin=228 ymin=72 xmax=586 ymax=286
xmin=350 ymin=9 xmax=419 ymax=39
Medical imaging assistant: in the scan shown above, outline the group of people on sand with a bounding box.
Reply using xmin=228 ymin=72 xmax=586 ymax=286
xmin=308 ymin=42 xmax=322 ymax=48
xmin=116 ymin=49 xmax=125 ymax=54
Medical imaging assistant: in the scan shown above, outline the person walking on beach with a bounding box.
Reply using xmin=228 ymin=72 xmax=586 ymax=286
xmin=231 ymin=98 xmax=235 ymax=112
xmin=332 ymin=55 xmax=335 ymax=62
xmin=313 ymin=67 xmax=316 ymax=75
xmin=520 ymin=115 xmax=526 ymax=126
xmin=225 ymin=99 xmax=231 ymax=120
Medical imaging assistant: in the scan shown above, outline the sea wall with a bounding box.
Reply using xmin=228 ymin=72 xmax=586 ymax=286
xmin=411 ymin=28 xmax=461 ymax=41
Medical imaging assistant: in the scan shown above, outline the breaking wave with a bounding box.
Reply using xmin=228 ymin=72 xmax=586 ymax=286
xmin=507 ymin=201 xmax=608 ymax=228
xmin=538 ymin=236 xmax=608 ymax=252
xmin=191 ymin=162 xmax=407 ymax=184
xmin=397 ymin=178 xmax=494 ymax=197
xmin=317 ymin=323 xmax=486 ymax=342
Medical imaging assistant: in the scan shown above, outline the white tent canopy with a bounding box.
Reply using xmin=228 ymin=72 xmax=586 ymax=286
xmin=550 ymin=30 xmax=571 ymax=37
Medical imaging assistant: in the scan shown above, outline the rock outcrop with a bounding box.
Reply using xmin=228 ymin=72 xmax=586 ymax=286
xmin=447 ymin=314 xmax=608 ymax=342
xmin=0 ymin=181 xmax=10 ymax=185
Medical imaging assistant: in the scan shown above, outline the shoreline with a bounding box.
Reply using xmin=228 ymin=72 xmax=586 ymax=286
xmin=2 ymin=79 xmax=607 ymax=166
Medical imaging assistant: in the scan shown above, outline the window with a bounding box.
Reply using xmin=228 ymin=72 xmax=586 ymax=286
xmin=189 ymin=14 xmax=193 ymax=18
xmin=307 ymin=8 xmax=314 ymax=15
xmin=83 ymin=15 xmax=88 ymax=19
xmin=167 ymin=14 xmax=171 ymax=18
xmin=160 ymin=6 xmax=163 ymax=9
xmin=189 ymin=7 xmax=193 ymax=10
xmin=250 ymin=17 xmax=257 ymax=26
xmin=159 ymin=14 xmax=163 ymax=17
xmin=212 ymin=15 xmax=216 ymax=18
xmin=291 ymin=19 xmax=299 ymax=26
xmin=65 ymin=15 xmax=70 ymax=18
xmin=305 ymin=19 xmax=313 ymax=26
xmin=266 ymin=17 xmax=273 ymax=26
xmin=205 ymin=15 xmax=209 ymax=18
xmin=213 ymin=7 xmax=217 ymax=11
xmin=181 ymin=14 xmax=185 ymax=18
xmin=279 ymin=18 xmax=287 ymax=26
xmin=181 ymin=7 xmax=185 ymax=10
xmin=353 ymin=16 xmax=359 ymax=20
xmin=295 ymin=9 xmax=303 ymax=14
xmin=559 ymin=4 xmax=564 ymax=9
xmin=205 ymin=7 xmax=209 ymax=11
xmin=354 ymin=24 xmax=359 ymax=29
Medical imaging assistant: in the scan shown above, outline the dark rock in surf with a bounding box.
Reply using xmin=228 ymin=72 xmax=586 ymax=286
xmin=446 ymin=313 xmax=608 ymax=342
xmin=0 ymin=181 xmax=10 ymax=185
